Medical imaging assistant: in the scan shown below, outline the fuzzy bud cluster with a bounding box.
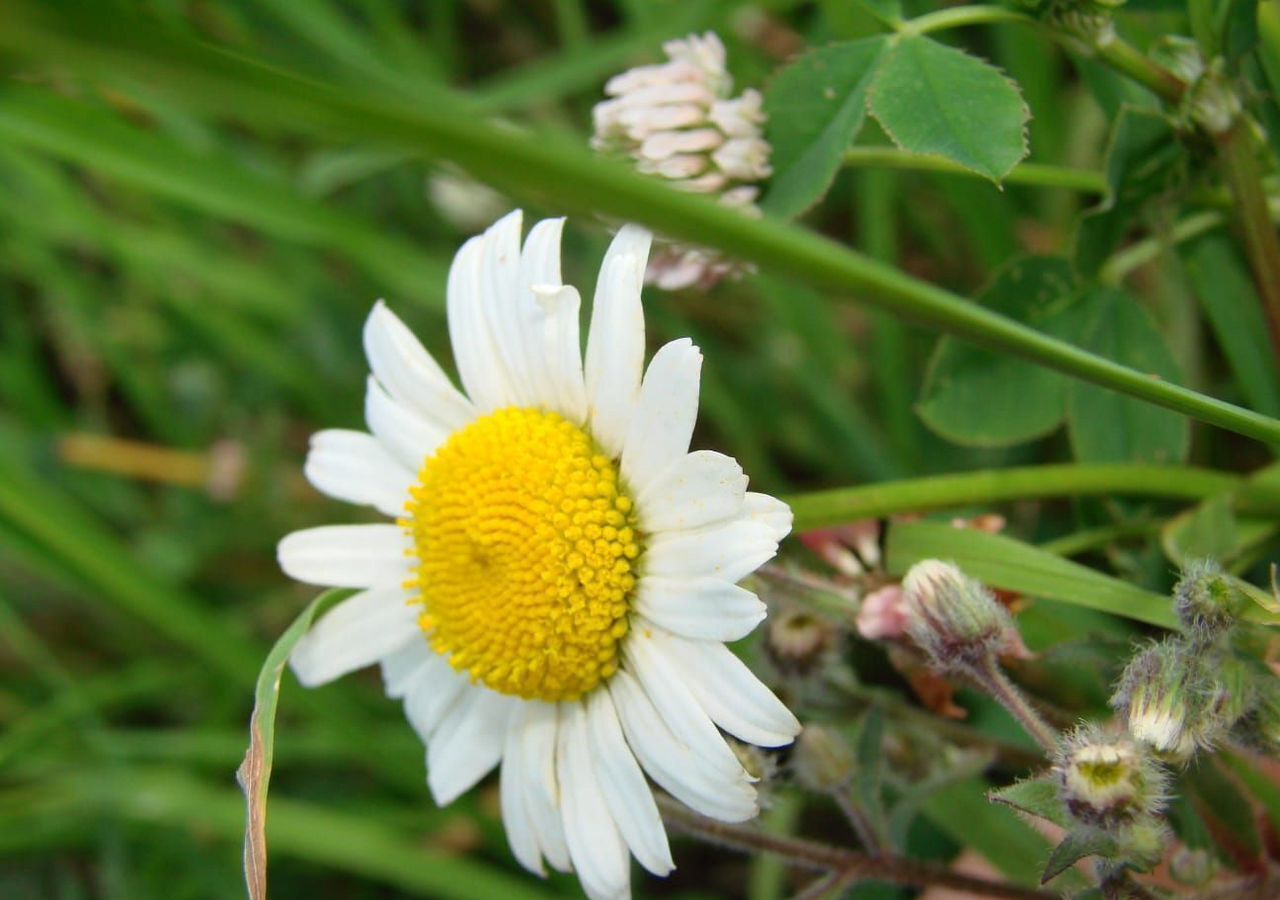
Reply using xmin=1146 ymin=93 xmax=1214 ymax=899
xmin=1054 ymin=726 xmax=1168 ymax=828
xmin=1174 ymin=559 xmax=1246 ymax=641
xmin=1112 ymin=638 xmax=1256 ymax=762
xmin=902 ymin=560 xmax=1012 ymax=672
xmin=593 ymin=32 xmax=771 ymax=290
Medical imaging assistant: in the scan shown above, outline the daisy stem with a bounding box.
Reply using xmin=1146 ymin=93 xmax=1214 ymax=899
xmin=656 ymin=794 xmax=1055 ymax=899
xmin=967 ymin=657 xmax=1060 ymax=755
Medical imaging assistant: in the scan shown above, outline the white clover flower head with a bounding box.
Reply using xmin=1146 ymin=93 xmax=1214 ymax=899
xmin=592 ymin=32 xmax=772 ymax=291
xmin=277 ymin=210 xmax=800 ymax=900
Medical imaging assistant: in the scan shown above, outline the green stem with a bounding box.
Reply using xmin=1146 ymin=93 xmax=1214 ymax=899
xmin=1037 ymin=521 xmax=1162 ymax=557
xmin=656 ymin=794 xmax=1056 ymax=900
xmin=844 ymin=147 xmax=1106 ymax=193
xmin=903 ymin=5 xmax=1031 ymax=36
xmin=6 ymin=4 xmax=1280 ymax=446
xmin=1219 ymin=122 xmax=1280 ymax=356
xmin=1100 ymin=210 xmax=1228 ymax=284
xmin=970 ymin=657 xmax=1059 ymax=754
xmin=786 ymin=464 xmax=1244 ymax=531
xmin=1094 ymin=37 xmax=1186 ymax=103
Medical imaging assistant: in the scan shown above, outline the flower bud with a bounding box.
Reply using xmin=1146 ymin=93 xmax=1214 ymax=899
xmin=1169 ymin=846 xmax=1216 ymax=886
xmin=765 ymin=607 xmax=837 ymax=676
xmin=856 ymin=584 xmax=909 ymax=641
xmin=902 ymin=560 xmax=1012 ymax=672
xmin=1054 ymin=725 xmax=1168 ymax=827
xmin=1174 ymin=559 xmax=1247 ymax=641
xmin=792 ymin=724 xmax=855 ymax=792
xmin=1112 ymin=640 xmax=1200 ymax=760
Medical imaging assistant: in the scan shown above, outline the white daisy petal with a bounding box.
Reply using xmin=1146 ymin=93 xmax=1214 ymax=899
xmin=380 ymin=638 xmax=433 ymax=699
xmin=363 ymin=301 xmax=475 ymax=431
xmin=634 ymin=576 xmax=766 ymax=642
xmin=623 ymin=631 xmax=746 ymax=778
xmin=621 ymin=339 xmax=702 ymax=495
xmin=501 ymin=711 xmax=545 ymax=876
xmin=608 ymin=670 xmax=758 ymax=822
xmin=479 ymin=210 xmax=535 ymax=408
xmin=277 ymin=524 xmax=412 ymax=588
xmin=303 ymin=428 xmax=414 ymax=518
xmin=447 ymin=234 xmax=512 ymax=411
xmin=643 ymin=518 xmax=780 ymax=584
xmin=558 ymin=702 xmax=632 ymax=900
xmin=427 ymin=688 xmax=514 ymax=805
xmin=519 ymin=701 xmax=572 ymax=872
xmin=289 ymin=587 xmax=420 ymax=687
xmin=636 ymin=449 xmax=746 ymax=533
xmin=585 ymin=689 xmax=674 ymax=876
xmin=533 ymin=284 xmax=588 ymax=424
xmin=658 ymin=631 xmax=801 ymax=747
xmin=513 ymin=218 xmax=567 ymax=413
xmin=585 ymin=225 xmax=651 ymax=457
xmin=403 ymin=655 xmax=471 ymax=742
xmin=743 ymin=491 xmax=793 ymax=544
xmin=364 ymin=376 xmax=448 ymax=472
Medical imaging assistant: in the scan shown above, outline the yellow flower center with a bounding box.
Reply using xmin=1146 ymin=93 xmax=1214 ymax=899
xmin=405 ymin=407 xmax=642 ymax=702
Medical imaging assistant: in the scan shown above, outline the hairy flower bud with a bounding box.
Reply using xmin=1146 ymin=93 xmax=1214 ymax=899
xmin=593 ymin=32 xmax=771 ymax=290
xmin=902 ymin=560 xmax=1012 ymax=672
xmin=1113 ymin=639 xmax=1213 ymax=761
xmin=766 ymin=607 xmax=838 ymax=676
xmin=792 ymin=724 xmax=855 ymax=792
xmin=1054 ymin=725 xmax=1168 ymax=827
xmin=1174 ymin=559 xmax=1246 ymax=641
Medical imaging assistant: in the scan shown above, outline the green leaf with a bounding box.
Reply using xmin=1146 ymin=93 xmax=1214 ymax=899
xmin=238 ymin=589 xmax=352 ymax=900
xmin=1075 ymin=107 xmax=1185 ymax=276
xmin=1180 ymin=234 xmax=1280 ymax=416
xmin=917 ymin=257 xmax=1078 ymax=447
xmin=922 ymin=777 xmax=1075 ymax=888
xmin=1042 ymin=829 xmax=1118 ymax=883
xmin=868 ymin=35 xmax=1029 ymax=182
xmin=762 ymin=38 xmax=888 ymax=219
xmin=1223 ymin=0 xmax=1260 ymax=72
xmin=1065 ymin=288 xmax=1190 ymax=465
xmin=886 ymin=519 xmax=1178 ymax=628
xmin=989 ymin=775 xmax=1073 ymax=829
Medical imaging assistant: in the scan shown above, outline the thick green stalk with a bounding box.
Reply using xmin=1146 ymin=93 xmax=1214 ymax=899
xmin=787 ymin=464 xmax=1245 ymax=530
xmin=1219 ymin=123 xmax=1280 ymax=356
xmin=5 ymin=3 xmax=1280 ymax=445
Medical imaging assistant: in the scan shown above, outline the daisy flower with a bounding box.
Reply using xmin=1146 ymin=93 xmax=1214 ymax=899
xmin=277 ymin=211 xmax=801 ymax=899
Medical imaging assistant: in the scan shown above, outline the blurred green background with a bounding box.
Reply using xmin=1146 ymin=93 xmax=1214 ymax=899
xmin=2 ymin=1 xmax=1278 ymax=898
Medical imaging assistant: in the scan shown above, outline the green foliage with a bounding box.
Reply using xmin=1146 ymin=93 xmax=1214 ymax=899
xmin=763 ymin=38 xmax=887 ymax=219
xmin=918 ymin=257 xmax=1077 ymax=447
xmin=869 ymin=35 xmax=1030 ymax=183
xmin=1065 ymin=288 xmax=1190 ymax=464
